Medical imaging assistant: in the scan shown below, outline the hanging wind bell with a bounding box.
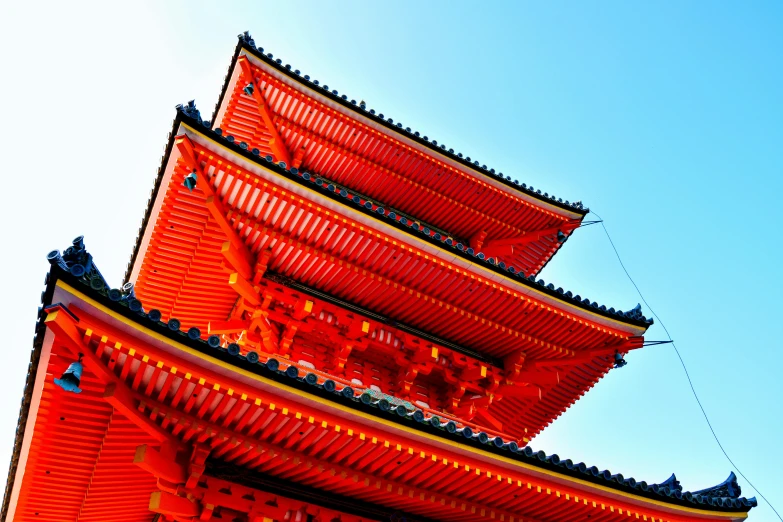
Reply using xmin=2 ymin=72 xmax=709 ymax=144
xmin=183 ymin=171 xmax=197 ymax=192
xmin=54 ymin=354 xmax=84 ymax=393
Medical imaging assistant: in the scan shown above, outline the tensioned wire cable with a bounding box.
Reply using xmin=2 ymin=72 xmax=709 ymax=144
xmin=589 ymin=210 xmax=781 ymax=521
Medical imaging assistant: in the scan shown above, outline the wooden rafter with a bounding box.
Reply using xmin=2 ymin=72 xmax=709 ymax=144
xmin=238 ymin=56 xmax=294 ymax=167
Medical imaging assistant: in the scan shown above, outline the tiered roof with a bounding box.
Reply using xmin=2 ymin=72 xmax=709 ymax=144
xmin=209 ymin=32 xmax=589 ymax=278
xmin=1 ymin=33 xmax=756 ymax=522
xmin=124 ymin=107 xmax=651 ymax=439
xmin=1 ymin=258 xmax=756 ymax=522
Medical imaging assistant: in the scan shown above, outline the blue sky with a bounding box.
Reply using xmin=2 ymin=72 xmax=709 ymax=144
xmin=0 ymin=1 xmax=781 ymax=519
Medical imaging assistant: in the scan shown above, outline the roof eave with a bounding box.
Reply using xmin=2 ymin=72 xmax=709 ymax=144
xmin=129 ymin=110 xmax=652 ymax=332
xmin=20 ymin=270 xmax=753 ymax=519
xmin=210 ymin=35 xmax=589 ymax=219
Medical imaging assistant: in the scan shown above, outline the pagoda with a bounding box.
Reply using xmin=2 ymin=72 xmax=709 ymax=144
xmin=2 ymin=33 xmax=756 ymax=522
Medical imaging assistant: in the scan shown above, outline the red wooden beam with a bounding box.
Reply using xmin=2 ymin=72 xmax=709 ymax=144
xmin=222 ymin=241 xmax=253 ymax=280
xmin=292 ymin=297 xmax=315 ymax=320
xmin=461 ymin=364 xmax=488 ymax=382
xmin=134 ymin=444 xmax=187 ymax=484
xmin=473 ymin=408 xmax=505 ymax=433
xmin=248 ymin=311 xmax=280 ymax=353
xmin=278 ymin=320 xmax=300 ymax=356
xmin=253 ymin=248 xmax=273 ymax=284
xmin=149 ymin=491 xmax=200 ymax=518
xmin=469 ymin=230 xmax=488 ymax=251
xmin=345 ymin=317 xmax=370 ymax=340
xmin=176 ymin=135 xmax=254 ymax=260
xmin=229 ymin=272 xmax=262 ymax=306
xmin=238 ymin=56 xmax=294 ymax=167
xmin=104 ymin=383 xmax=177 ymax=444
xmin=209 ymin=319 xmax=250 ymax=334
xmin=292 ymin=144 xmax=307 ymax=169
xmin=411 ymin=345 xmax=438 ymax=365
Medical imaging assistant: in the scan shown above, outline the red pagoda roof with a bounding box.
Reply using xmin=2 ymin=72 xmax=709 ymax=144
xmin=208 ymin=33 xmax=589 ymax=278
xmin=123 ymin=109 xmax=652 ymax=439
xmin=1 ymin=264 xmax=755 ymax=522
xmin=1 ymin=34 xmax=758 ymax=522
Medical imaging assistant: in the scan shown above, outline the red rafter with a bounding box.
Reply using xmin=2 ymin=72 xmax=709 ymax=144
xmin=238 ymin=56 xmax=294 ymax=167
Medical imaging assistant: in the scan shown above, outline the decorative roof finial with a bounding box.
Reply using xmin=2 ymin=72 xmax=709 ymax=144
xmin=624 ymin=303 xmax=651 ymax=323
xmin=176 ymin=100 xmax=202 ymax=124
xmin=653 ymin=474 xmax=682 ymax=493
xmin=693 ymin=472 xmax=742 ymax=499
xmin=47 ymin=236 xmax=108 ymax=289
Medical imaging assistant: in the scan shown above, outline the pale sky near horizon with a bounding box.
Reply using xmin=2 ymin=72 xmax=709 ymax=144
xmin=0 ymin=1 xmax=781 ymax=520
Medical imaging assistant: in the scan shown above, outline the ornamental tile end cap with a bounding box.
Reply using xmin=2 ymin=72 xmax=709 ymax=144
xmin=624 ymin=303 xmax=653 ymax=324
xmin=47 ymin=236 xmax=107 ymax=288
xmin=654 ymin=473 xmax=682 ymax=493
xmin=48 ymin=237 xmax=144 ymax=312
xmin=693 ymin=472 xmax=741 ymax=499
xmin=176 ymin=100 xmax=204 ymax=125
xmin=238 ymin=31 xmax=255 ymax=47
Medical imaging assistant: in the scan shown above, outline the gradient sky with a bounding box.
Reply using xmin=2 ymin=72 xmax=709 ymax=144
xmin=1 ymin=1 xmax=781 ymax=520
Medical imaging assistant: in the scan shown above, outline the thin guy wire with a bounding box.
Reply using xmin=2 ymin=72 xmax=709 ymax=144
xmin=590 ymin=210 xmax=780 ymax=521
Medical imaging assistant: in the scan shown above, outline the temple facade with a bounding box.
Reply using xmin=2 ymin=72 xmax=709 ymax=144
xmin=2 ymin=33 xmax=755 ymax=521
